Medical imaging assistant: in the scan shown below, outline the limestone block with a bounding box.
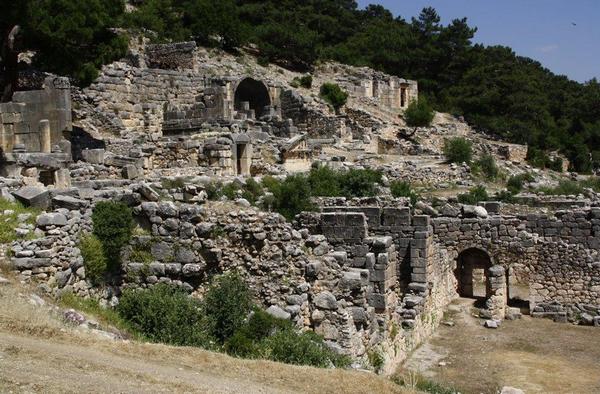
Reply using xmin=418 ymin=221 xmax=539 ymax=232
xmin=13 ymin=186 xmax=50 ymax=209
xmin=81 ymin=149 xmax=105 ymax=164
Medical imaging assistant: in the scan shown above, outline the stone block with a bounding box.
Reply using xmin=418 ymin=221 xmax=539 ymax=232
xmin=37 ymin=212 xmax=67 ymax=227
xmin=367 ymin=293 xmax=386 ymax=310
xmin=13 ymin=186 xmax=50 ymax=209
xmin=52 ymin=195 xmax=89 ymax=210
xmin=122 ymin=164 xmax=139 ymax=179
xmin=412 ymin=215 xmax=430 ymax=228
xmin=81 ymin=149 xmax=105 ymax=164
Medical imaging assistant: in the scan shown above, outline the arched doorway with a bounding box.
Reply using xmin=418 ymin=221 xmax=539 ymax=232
xmin=234 ymin=78 xmax=271 ymax=119
xmin=455 ymin=248 xmax=492 ymax=301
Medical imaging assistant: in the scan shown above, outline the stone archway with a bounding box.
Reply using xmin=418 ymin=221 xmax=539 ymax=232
xmin=234 ymin=78 xmax=271 ymax=119
xmin=455 ymin=247 xmax=492 ymax=300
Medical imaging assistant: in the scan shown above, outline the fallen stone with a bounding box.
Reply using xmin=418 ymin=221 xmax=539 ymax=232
xmin=63 ymin=309 xmax=86 ymax=325
xmin=37 ymin=212 xmax=68 ymax=227
xmin=505 ymin=307 xmax=522 ymax=320
xmin=484 ymin=319 xmax=500 ymax=329
xmin=0 ymin=276 xmax=9 ymax=286
xmin=52 ymin=194 xmax=89 ymax=210
xmin=266 ymin=305 xmax=291 ymax=320
xmin=314 ymin=291 xmax=337 ymax=310
xmin=81 ymin=149 xmax=105 ymax=164
xmin=139 ymin=183 xmax=160 ymax=202
xmin=122 ymin=164 xmax=139 ymax=180
xmin=500 ymin=387 xmax=525 ymax=394
xmin=13 ymin=186 xmax=50 ymax=209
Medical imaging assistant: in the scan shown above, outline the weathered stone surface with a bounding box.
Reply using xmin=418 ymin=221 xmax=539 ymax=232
xmin=52 ymin=195 xmax=89 ymax=210
xmin=13 ymin=186 xmax=50 ymax=209
xmin=37 ymin=213 xmax=68 ymax=227
xmin=266 ymin=305 xmax=291 ymax=320
xmin=314 ymin=291 xmax=337 ymax=310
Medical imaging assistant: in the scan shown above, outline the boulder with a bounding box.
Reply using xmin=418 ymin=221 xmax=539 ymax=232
xmin=36 ymin=212 xmax=68 ymax=227
xmin=314 ymin=291 xmax=337 ymax=310
xmin=13 ymin=186 xmax=50 ymax=209
xmin=266 ymin=305 xmax=291 ymax=320
xmin=52 ymin=195 xmax=89 ymax=210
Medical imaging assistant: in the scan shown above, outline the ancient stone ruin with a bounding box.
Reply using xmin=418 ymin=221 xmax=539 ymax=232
xmin=1 ymin=40 xmax=598 ymax=374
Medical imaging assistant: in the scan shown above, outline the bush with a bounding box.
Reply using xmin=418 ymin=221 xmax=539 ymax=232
xmin=537 ymin=180 xmax=584 ymax=196
xmin=263 ymin=330 xmax=350 ymax=368
xmin=291 ymin=74 xmax=313 ymax=89
xmin=117 ymin=284 xmax=210 ymax=347
xmin=320 ymin=83 xmax=348 ymax=112
xmin=92 ymin=201 xmax=134 ymax=271
xmin=506 ymin=173 xmax=534 ymax=195
xmin=473 ymin=154 xmax=499 ymax=180
xmin=443 ymin=137 xmax=473 ymax=164
xmin=263 ymin=174 xmax=314 ymax=220
xmin=338 ymin=168 xmax=382 ymax=198
xmin=404 ymin=97 xmax=434 ymax=128
xmin=390 ymin=181 xmax=418 ymax=205
xmin=224 ymin=309 xmax=291 ymax=357
xmin=203 ymin=272 xmax=253 ymax=343
xmin=307 ymin=165 xmax=342 ymax=197
xmin=79 ymin=234 xmax=107 ymax=285
xmin=457 ymin=185 xmax=489 ymax=204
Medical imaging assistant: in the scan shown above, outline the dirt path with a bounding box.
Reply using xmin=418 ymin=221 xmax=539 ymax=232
xmin=400 ymin=298 xmax=600 ymax=394
xmin=0 ymin=330 xmax=413 ymax=394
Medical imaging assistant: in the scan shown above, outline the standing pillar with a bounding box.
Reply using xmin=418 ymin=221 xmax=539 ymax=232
xmin=39 ymin=119 xmax=51 ymax=153
xmin=486 ymin=265 xmax=507 ymax=320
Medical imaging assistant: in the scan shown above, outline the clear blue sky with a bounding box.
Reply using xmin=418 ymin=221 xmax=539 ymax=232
xmin=356 ymin=0 xmax=599 ymax=83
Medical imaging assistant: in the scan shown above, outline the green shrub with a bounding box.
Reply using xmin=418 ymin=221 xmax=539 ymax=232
xmin=404 ymin=97 xmax=434 ymax=128
xmin=307 ymin=165 xmax=342 ymax=197
xmin=291 ymin=74 xmax=313 ymax=89
xmin=506 ymin=173 xmax=534 ymax=195
xmin=92 ymin=201 xmax=134 ymax=271
xmin=203 ymin=272 xmax=253 ymax=343
xmin=263 ymin=330 xmax=350 ymax=368
xmin=390 ymin=181 xmax=418 ymax=205
xmin=241 ymin=178 xmax=264 ymax=204
xmin=221 ymin=183 xmax=240 ymax=200
xmin=368 ymin=349 xmax=385 ymax=373
xmin=263 ymin=174 xmax=314 ymax=220
xmin=205 ymin=182 xmax=224 ymax=200
xmin=224 ymin=309 xmax=292 ymax=357
xmin=457 ymin=185 xmax=489 ymax=204
xmin=443 ymin=137 xmax=473 ymax=164
xmin=79 ymin=234 xmax=107 ymax=285
xmin=537 ymin=180 xmax=584 ymax=196
xmin=117 ymin=284 xmax=210 ymax=347
xmin=338 ymin=168 xmax=382 ymax=198
xmin=320 ymin=83 xmax=348 ymax=112
xmin=473 ymin=154 xmax=499 ymax=180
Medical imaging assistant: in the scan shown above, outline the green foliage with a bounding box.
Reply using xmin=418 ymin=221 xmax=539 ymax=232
xmin=263 ymin=174 xmax=315 ymax=221
xmin=58 ymin=291 xmax=142 ymax=339
xmin=0 ymin=199 xmax=38 ymax=244
xmin=527 ymin=148 xmax=564 ymax=172
xmin=291 ymin=74 xmax=313 ymax=89
xmin=506 ymin=173 xmax=534 ymax=195
xmin=91 ymin=201 xmax=134 ymax=272
xmin=79 ymin=234 xmax=107 ymax=285
xmin=390 ymin=181 xmax=419 ymax=205
xmin=204 ymin=179 xmax=264 ymax=204
xmin=263 ymin=330 xmax=350 ymax=368
xmin=320 ymin=83 xmax=348 ymax=112
xmin=367 ymin=350 xmax=385 ymax=373
xmin=7 ymin=0 xmax=128 ymax=86
xmin=472 ymin=154 xmax=500 ymax=180
xmin=443 ymin=137 xmax=473 ymax=164
xmin=203 ymin=272 xmax=253 ymax=343
xmin=307 ymin=165 xmax=342 ymax=197
xmin=457 ymin=185 xmax=489 ymax=204
xmin=537 ymin=180 xmax=584 ymax=196
xmin=117 ymin=284 xmax=210 ymax=347
xmin=338 ymin=168 xmax=383 ymax=198
xmin=404 ymin=97 xmax=435 ymax=128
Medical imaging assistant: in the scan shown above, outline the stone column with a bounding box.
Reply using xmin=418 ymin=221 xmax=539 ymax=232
xmin=39 ymin=119 xmax=51 ymax=153
xmin=486 ymin=265 xmax=507 ymax=320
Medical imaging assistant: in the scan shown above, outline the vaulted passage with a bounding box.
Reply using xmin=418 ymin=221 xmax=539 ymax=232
xmin=234 ymin=78 xmax=271 ymax=119
xmin=455 ymin=248 xmax=492 ymax=300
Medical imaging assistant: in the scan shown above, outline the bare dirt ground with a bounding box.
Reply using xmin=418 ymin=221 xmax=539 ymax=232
xmin=400 ymin=298 xmax=600 ymax=394
xmin=0 ymin=280 xmax=411 ymax=394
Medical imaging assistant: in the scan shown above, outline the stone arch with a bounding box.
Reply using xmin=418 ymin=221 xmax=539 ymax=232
xmin=455 ymin=247 xmax=493 ymax=300
xmin=233 ymin=77 xmax=271 ymax=119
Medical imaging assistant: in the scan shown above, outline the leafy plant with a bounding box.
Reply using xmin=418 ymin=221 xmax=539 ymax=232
xmin=291 ymin=74 xmax=313 ymax=89
xmin=443 ymin=137 xmax=473 ymax=164
xmin=506 ymin=173 xmax=534 ymax=195
xmin=0 ymin=199 xmax=39 ymax=244
xmin=79 ymin=234 xmax=107 ymax=285
xmin=117 ymin=284 xmax=210 ymax=347
xmin=457 ymin=185 xmax=489 ymax=204
xmin=390 ymin=181 xmax=419 ymax=205
xmin=320 ymin=83 xmax=348 ymax=112
xmin=472 ymin=154 xmax=499 ymax=180
xmin=404 ymin=97 xmax=434 ymax=128
xmin=203 ymin=272 xmax=253 ymax=343
xmin=91 ymin=201 xmax=134 ymax=272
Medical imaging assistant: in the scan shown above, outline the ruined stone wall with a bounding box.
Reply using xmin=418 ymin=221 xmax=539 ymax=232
xmin=1 ymin=76 xmax=71 ymax=153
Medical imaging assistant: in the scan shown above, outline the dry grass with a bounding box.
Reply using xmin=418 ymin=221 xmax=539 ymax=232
xmin=0 ymin=279 xmax=417 ymax=394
